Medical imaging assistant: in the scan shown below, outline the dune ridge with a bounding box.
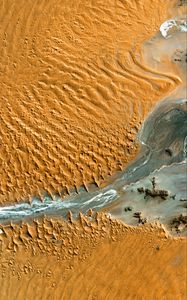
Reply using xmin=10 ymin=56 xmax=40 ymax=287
xmin=0 ymin=214 xmax=186 ymax=300
xmin=0 ymin=0 xmax=180 ymax=204
xmin=0 ymin=1 xmax=186 ymax=299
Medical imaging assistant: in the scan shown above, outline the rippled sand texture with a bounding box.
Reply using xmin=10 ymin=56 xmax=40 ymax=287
xmin=0 ymin=215 xmax=186 ymax=300
xmin=0 ymin=1 xmax=186 ymax=299
xmin=0 ymin=0 xmax=181 ymax=204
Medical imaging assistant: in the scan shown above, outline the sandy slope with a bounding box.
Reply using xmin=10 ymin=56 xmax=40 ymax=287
xmin=0 ymin=1 xmax=186 ymax=299
xmin=0 ymin=0 xmax=180 ymax=204
xmin=0 ymin=214 xmax=186 ymax=300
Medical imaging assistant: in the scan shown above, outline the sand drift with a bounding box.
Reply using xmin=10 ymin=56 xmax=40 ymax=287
xmin=0 ymin=17 xmax=186 ymax=236
xmin=0 ymin=98 xmax=186 ymax=236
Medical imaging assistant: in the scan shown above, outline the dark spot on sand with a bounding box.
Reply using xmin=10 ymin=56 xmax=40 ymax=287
xmin=144 ymin=177 xmax=169 ymax=200
xmin=144 ymin=188 xmax=169 ymax=200
xmin=151 ymin=177 xmax=156 ymax=190
xmin=165 ymin=148 xmax=173 ymax=156
xmin=124 ymin=206 xmax=133 ymax=212
xmin=133 ymin=212 xmax=147 ymax=224
xmin=137 ymin=187 xmax=144 ymax=193
xmin=171 ymin=214 xmax=187 ymax=233
xmin=137 ymin=178 xmax=169 ymax=200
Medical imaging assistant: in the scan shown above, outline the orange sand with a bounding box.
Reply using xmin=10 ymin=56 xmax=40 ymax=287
xmin=0 ymin=214 xmax=186 ymax=300
xmin=0 ymin=1 xmax=186 ymax=299
xmin=0 ymin=0 xmax=180 ymax=204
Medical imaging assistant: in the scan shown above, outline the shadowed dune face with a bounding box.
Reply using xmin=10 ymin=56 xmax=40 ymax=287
xmin=0 ymin=0 xmax=180 ymax=204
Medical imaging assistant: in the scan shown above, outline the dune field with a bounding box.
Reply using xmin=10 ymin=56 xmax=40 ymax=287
xmin=0 ymin=0 xmax=186 ymax=299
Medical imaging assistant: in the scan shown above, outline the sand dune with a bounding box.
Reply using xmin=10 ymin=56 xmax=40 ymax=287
xmin=0 ymin=0 xmax=180 ymax=204
xmin=0 ymin=1 xmax=186 ymax=299
xmin=0 ymin=215 xmax=186 ymax=300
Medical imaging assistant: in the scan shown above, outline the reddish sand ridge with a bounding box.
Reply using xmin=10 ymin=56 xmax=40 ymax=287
xmin=0 ymin=214 xmax=186 ymax=300
xmin=0 ymin=0 xmax=180 ymax=203
xmin=0 ymin=1 xmax=186 ymax=299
